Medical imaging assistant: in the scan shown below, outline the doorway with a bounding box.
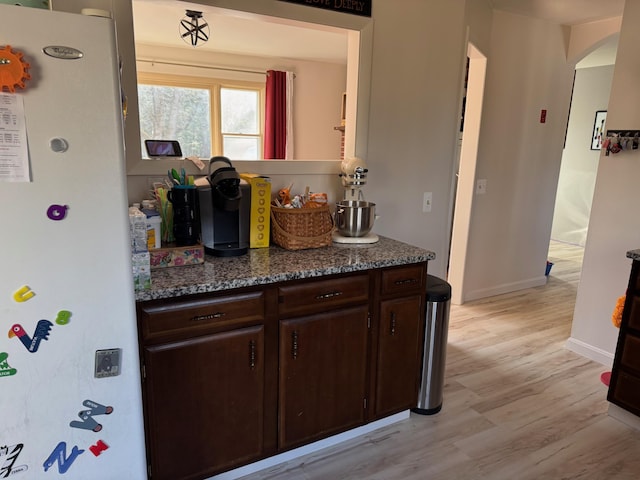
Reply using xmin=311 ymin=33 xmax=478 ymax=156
xmin=547 ymin=36 xmax=618 ymax=276
xmin=447 ymin=42 xmax=487 ymax=305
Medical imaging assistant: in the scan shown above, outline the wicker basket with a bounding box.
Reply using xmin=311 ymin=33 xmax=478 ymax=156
xmin=270 ymin=204 xmax=334 ymax=250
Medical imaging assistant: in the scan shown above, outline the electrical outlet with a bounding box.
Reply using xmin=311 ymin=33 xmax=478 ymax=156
xmin=476 ymin=179 xmax=487 ymax=195
xmin=422 ymin=192 xmax=432 ymax=213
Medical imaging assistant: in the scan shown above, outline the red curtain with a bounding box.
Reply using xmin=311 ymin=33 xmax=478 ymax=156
xmin=264 ymin=70 xmax=287 ymax=159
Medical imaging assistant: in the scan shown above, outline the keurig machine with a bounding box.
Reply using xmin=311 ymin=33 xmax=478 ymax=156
xmin=197 ymin=156 xmax=250 ymax=256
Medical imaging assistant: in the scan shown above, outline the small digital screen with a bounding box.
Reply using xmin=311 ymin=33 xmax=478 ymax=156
xmin=145 ymin=140 xmax=182 ymax=157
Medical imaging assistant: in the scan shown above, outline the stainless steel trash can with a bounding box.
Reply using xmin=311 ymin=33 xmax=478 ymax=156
xmin=412 ymin=275 xmax=451 ymax=415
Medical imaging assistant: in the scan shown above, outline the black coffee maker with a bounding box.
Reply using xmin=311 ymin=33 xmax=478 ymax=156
xmin=197 ymin=157 xmax=250 ymax=257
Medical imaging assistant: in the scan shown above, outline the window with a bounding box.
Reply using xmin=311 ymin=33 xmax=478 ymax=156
xmin=137 ymin=73 xmax=264 ymax=160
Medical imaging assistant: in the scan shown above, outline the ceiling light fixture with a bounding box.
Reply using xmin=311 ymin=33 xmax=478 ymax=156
xmin=180 ymin=10 xmax=209 ymax=47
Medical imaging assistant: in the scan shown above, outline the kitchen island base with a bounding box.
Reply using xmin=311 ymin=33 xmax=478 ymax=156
xmin=136 ymin=237 xmax=435 ymax=480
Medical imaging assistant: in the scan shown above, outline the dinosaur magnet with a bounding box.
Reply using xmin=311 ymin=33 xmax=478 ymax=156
xmin=46 ymin=204 xmax=68 ymax=221
xmin=43 ymin=442 xmax=84 ymax=475
xmin=8 ymin=320 xmax=53 ymax=353
xmin=69 ymin=400 xmax=113 ymax=432
xmin=0 ymin=352 xmax=17 ymax=377
xmin=12 ymin=285 xmax=35 ymax=302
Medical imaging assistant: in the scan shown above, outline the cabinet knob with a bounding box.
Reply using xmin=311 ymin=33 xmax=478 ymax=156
xmin=390 ymin=312 xmax=397 ymax=336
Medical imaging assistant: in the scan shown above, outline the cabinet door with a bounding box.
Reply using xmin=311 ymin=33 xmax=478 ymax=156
xmin=144 ymin=326 xmax=264 ymax=480
xmin=279 ymin=305 xmax=369 ymax=450
xmin=375 ymin=295 xmax=423 ymax=417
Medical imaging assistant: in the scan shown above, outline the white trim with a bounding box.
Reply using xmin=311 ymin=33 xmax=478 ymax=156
xmin=208 ymin=411 xmax=410 ymax=480
xmin=461 ymin=276 xmax=547 ymax=303
xmin=127 ymin=159 xmax=342 ymax=177
xmin=448 ymin=40 xmax=488 ymax=306
xmin=608 ymin=403 xmax=640 ymax=431
xmin=565 ymin=337 xmax=614 ymax=367
xmin=285 ymin=71 xmax=295 ymax=160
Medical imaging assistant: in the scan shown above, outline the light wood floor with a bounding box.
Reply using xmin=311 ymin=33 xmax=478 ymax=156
xmin=241 ymin=241 xmax=640 ymax=479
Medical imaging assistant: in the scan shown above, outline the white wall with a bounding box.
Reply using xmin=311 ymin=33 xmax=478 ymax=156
xmin=461 ymin=10 xmax=575 ymax=301
xmin=363 ymin=0 xmax=468 ymax=279
xmin=551 ymin=65 xmax=614 ymax=246
xmin=569 ymin=0 xmax=640 ymax=365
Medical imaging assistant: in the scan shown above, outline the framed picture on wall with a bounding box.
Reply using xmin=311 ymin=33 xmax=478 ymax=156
xmin=591 ymin=110 xmax=607 ymax=150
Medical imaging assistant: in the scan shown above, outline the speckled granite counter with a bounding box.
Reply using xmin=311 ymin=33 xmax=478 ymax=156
xmin=627 ymin=250 xmax=640 ymax=261
xmin=136 ymin=236 xmax=435 ymax=302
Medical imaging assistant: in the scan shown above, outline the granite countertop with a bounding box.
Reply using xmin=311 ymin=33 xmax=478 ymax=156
xmin=136 ymin=236 xmax=435 ymax=302
xmin=627 ymin=250 xmax=640 ymax=261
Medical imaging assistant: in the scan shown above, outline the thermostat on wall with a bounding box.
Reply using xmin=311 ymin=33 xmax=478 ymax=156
xmin=95 ymin=348 xmax=122 ymax=378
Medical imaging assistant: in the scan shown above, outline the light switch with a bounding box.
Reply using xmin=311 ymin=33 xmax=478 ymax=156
xmin=423 ymin=192 xmax=432 ymax=212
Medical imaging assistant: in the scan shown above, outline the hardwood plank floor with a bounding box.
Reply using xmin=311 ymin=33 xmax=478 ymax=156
xmin=241 ymin=241 xmax=640 ymax=479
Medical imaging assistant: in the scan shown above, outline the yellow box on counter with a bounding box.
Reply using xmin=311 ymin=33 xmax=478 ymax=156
xmin=149 ymin=243 xmax=204 ymax=269
xmin=240 ymin=173 xmax=271 ymax=248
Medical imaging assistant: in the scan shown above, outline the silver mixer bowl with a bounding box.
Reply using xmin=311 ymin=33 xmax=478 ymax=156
xmin=335 ymin=200 xmax=376 ymax=237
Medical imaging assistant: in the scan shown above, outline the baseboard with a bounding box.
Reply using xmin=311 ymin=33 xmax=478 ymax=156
xmin=463 ymin=276 xmax=547 ymax=303
xmin=209 ymin=411 xmax=410 ymax=479
xmin=608 ymin=403 xmax=640 ymax=431
xmin=565 ymin=337 xmax=614 ymax=367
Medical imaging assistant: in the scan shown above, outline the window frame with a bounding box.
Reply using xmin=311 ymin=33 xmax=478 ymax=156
xmin=137 ymin=72 xmax=265 ymax=159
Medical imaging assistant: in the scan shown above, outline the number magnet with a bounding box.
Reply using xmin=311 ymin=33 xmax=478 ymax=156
xmin=56 ymin=310 xmax=72 ymax=325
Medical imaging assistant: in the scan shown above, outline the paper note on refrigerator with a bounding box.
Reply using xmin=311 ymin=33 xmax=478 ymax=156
xmin=0 ymin=93 xmax=30 ymax=182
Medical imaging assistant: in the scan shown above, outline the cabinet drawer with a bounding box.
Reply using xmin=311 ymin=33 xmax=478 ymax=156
xmin=139 ymin=291 xmax=264 ymax=342
xmin=627 ymin=295 xmax=640 ymax=331
xmin=277 ymin=274 xmax=369 ymax=317
xmin=610 ymin=371 xmax=640 ymax=417
xmin=380 ymin=264 xmax=426 ymax=296
xmin=621 ymin=334 xmax=640 ymax=374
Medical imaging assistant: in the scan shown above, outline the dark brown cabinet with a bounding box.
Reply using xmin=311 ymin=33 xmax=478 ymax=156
xmin=375 ymin=295 xmax=423 ymax=417
xmin=279 ymin=305 xmax=369 ymax=449
xmin=609 ymin=259 xmax=640 ymax=417
xmin=373 ymin=264 xmax=426 ymax=418
xmin=277 ymin=273 xmax=370 ymax=449
xmin=138 ymin=290 xmax=268 ymax=480
xmin=143 ymin=327 xmax=264 ymax=480
xmin=137 ymin=263 xmax=427 ymax=479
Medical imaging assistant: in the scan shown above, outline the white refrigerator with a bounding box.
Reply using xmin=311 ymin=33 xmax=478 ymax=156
xmin=0 ymin=4 xmax=147 ymax=479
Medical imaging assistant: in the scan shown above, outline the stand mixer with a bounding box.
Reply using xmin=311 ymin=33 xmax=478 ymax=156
xmin=333 ymin=157 xmax=379 ymax=244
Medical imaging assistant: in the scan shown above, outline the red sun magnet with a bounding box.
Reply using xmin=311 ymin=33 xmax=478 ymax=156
xmin=0 ymin=45 xmax=31 ymax=93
